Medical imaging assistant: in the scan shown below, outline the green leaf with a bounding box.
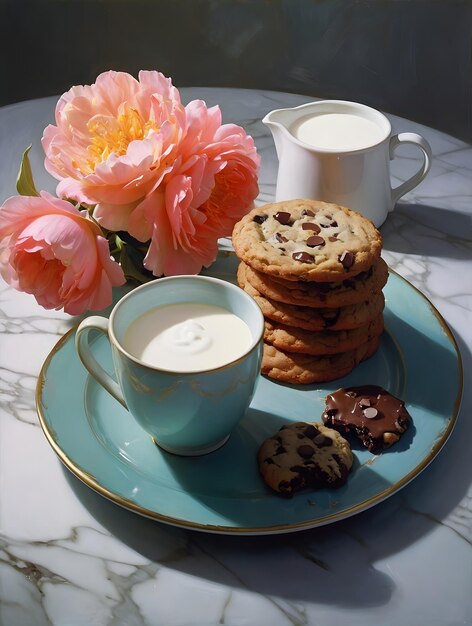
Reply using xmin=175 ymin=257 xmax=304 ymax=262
xmin=16 ymin=145 xmax=40 ymax=197
xmin=119 ymin=244 xmax=154 ymax=285
xmin=113 ymin=233 xmax=125 ymax=253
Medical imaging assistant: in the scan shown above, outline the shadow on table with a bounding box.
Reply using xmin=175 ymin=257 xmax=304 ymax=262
xmin=63 ymin=328 xmax=470 ymax=612
xmin=381 ymin=203 xmax=472 ymax=255
xmin=64 ymin=461 xmax=398 ymax=608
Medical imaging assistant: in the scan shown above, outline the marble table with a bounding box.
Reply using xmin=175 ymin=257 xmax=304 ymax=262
xmin=0 ymin=88 xmax=471 ymax=626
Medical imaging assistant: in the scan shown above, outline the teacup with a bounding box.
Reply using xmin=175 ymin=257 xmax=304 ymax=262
xmin=263 ymin=99 xmax=432 ymax=227
xmin=75 ymin=276 xmax=264 ymax=456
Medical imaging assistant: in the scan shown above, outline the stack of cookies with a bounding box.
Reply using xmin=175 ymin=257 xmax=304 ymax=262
xmin=232 ymin=199 xmax=388 ymax=384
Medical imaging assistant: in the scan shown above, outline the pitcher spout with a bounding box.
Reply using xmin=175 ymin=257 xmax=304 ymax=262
xmin=262 ymin=107 xmax=290 ymax=127
xmin=263 ymin=101 xmax=322 ymax=204
xmin=262 ymin=107 xmax=295 ymax=160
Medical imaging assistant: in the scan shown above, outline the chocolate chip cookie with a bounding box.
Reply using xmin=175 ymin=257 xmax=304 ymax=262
xmin=258 ymin=422 xmax=353 ymax=497
xmin=322 ymin=385 xmax=412 ymax=452
xmin=238 ymin=262 xmax=385 ymax=330
xmin=264 ymin=315 xmax=384 ymax=356
xmin=232 ymin=199 xmax=383 ymax=281
xmin=262 ymin=336 xmax=380 ymax=384
xmin=241 ymin=257 xmax=389 ymax=308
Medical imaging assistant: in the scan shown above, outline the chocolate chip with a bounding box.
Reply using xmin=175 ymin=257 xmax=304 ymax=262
xmin=253 ymin=214 xmax=268 ymax=224
xmin=313 ymin=282 xmax=331 ymax=293
xmin=395 ymin=418 xmax=407 ymax=432
xmin=292 ymin=251 xmax=314 ymax=263
xmin=363 ymin=407 xmax=378 ymax=419
xmin=275 ymin=232 xmax=288 ymax=243
xmin=329 ymin=236 xmax=339 ymax=242
xmin=302 ymin=222 xmax=321 ymax=233
xmin=302 ymin=209 xmax=315 ymax=217
xmin=321 ymin=309 xmax=340 ymax=327
xmin=264 ymin=457 xmax=275 ymax=464
xmin=289 ymin=475 xmax=304 ymax=489
xmin=278 ymin=480 xmax=292 ymax=496
xmin=339 ymin=250 xmax=355 ymax=269
xmin=276 ymin=445 xmax=287 ymax=454
xmin=306 ymin=235 xmax=325 ymax=248
xmin=320 ymin=217 xmax=338 ymax=228
xmin=303 ymin=425 xmax=320 ymax=438
xmin=314 ymin=434 xmax=332 ymax=447
xmin=274 ymin=211 xmax=291 ymax=225
xmin=297 ymin=444 xmax=315 ymax=458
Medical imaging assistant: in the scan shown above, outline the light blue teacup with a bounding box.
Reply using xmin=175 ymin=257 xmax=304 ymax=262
xmin=75 ymin=276 xmax=264 ymax=456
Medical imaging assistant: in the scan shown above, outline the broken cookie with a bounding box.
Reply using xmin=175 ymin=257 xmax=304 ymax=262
xmin=258 ymin=422 xmax=353 ymax=497
xmin=322 ymin=385 xmax=411 ymax=453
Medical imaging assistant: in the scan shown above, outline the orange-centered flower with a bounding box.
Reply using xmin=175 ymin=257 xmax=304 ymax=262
xmin=41 ymin=70 xmax=260 ymax=277
xmin=42 ymin=70 xmax=186 ymax=223
xmin=87 ymin=108 xmax=159 ymax=169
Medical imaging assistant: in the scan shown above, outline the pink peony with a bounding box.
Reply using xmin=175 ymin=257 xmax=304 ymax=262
xmin=41 ymin=70 xmax=260 ymax=277
xmin=126 ymin=100 xmax=260 ymax=276
xmin=42 ymin=70 xmax=187 ymax=230
xmin=0 ymin=193 xmax=125 ymax=314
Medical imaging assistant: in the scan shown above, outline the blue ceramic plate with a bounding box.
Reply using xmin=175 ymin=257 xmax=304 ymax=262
xmin=37 ymin=253 xmax=463 ymax=534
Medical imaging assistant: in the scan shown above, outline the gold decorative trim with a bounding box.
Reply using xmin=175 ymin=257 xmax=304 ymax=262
xmin=35 ymin=268 xmax=463 ymax=535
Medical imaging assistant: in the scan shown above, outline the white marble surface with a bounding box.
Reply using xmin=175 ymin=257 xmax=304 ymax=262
xmin=0 ymin=89 xmax=471 ymax=626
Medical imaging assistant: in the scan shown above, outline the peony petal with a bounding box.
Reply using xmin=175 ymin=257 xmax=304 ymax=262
xmin=43 ymin=70 xmax=187 ymax=211
xmin=0 ymin=193 xmax=124 ymax=315
xmin=93 ymin=199 xmax=139 ymax=232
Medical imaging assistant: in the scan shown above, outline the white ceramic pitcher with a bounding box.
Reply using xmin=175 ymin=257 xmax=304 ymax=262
xmin=263 ymin=100 xmax=432 ymax=227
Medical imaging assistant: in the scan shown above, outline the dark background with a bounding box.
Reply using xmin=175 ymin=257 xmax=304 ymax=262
xmin=1 ymin=0 xmax=471 ymax=142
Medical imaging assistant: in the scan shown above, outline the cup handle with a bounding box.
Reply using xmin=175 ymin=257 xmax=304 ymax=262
xmin=75 ymin=316 xmax=128 ymax=409
xmin=389 ymin=132 xmax=432 ymax=209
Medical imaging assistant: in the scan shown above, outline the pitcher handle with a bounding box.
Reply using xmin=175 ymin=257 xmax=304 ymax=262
xmin=389 ymin=132 xmax=432 ymax=209
xmin=75 ymin=316 xmax=127 ymax=409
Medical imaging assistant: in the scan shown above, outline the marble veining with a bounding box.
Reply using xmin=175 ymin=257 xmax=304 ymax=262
xmin=0 ymin=89 xmax=471 ymax=625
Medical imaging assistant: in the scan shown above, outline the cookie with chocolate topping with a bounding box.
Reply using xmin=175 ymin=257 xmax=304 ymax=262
xmin=231 ymin=199 xmax=382 ymax=281
xmin=322 ymin=385 xmax=411 ymax=452
xmin=258 ymin=422 xmax=353 ymax=497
